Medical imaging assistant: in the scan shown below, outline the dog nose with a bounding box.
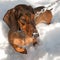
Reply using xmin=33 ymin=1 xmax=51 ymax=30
xmin=32 ymin=33 xmax=39 ymax=38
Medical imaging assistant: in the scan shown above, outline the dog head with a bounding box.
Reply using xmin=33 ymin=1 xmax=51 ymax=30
xmin=3 ymin=4 xmax=39 ymax=37
xmin=15 ymin=5 xmax=39 ymax=38
xmin=18 ymin=11 xmax=39 ymax=37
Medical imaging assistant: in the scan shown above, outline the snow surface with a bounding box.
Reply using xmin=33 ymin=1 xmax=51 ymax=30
xmin=0 ymin=0 xmax=60 ymax=60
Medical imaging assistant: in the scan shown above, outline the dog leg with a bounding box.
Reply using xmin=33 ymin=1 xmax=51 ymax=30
xmin=13 ymin=45 xmax=27 ymax=54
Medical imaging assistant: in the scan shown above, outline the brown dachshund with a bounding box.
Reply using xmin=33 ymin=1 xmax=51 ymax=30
xmin=34 ymin=6 xmax=53 ymax=25
xmin=3 ymin=4 xmax=39 ymax=54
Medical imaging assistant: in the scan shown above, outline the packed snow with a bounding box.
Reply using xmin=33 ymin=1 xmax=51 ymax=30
xmin=0 ymin=0 xmax=60 ymax=60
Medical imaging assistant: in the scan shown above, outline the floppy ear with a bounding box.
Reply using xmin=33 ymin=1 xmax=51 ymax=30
xmin=3 ymin=9 xmax=19 ymax=31
xmin=3 ymin=10 xmax=11 ymax=28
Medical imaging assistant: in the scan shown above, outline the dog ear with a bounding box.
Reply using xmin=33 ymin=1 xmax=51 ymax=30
xmin=3 ymin=9 xmax=11 ymax=28
xmin=3 ymin=9 xmax=18 ymax=31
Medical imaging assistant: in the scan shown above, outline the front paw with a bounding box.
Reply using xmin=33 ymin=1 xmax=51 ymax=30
xmin=14 ymin=45 xmax=27 ymax=54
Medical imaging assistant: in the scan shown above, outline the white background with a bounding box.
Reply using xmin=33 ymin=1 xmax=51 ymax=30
xmin=0 ymin=0 xmax=60 ymax=60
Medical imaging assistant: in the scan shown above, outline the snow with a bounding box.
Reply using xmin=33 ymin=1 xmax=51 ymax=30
xmin=0 ymin=0 xmax=17 ymax=2
xmin=0 ymin=0 xmax=60 ymax=60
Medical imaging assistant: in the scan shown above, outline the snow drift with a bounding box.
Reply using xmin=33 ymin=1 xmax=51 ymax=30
xmin=0 ymin=0 xmax=60 ymax=60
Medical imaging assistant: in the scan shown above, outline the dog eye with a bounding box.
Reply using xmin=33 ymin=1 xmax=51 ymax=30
xmin=21 ymin=19 xmax=26 ymax=25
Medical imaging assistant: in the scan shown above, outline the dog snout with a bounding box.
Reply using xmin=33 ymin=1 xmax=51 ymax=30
xmin=32 ymin=33 xmax=39 ymax=38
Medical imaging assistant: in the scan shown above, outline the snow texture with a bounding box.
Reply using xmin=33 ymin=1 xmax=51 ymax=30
xmin=0 ymin=0 xmax=60 ymax=60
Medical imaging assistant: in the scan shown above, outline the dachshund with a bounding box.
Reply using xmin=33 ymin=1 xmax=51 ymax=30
xmin=3 ymin=4 xmax=39 ymax=54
